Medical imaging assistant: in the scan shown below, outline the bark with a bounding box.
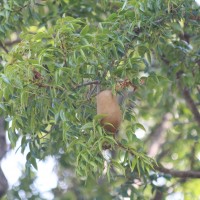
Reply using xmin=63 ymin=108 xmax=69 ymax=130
xmin=148 ymin=113 xmax=173 ymax=157
xmin=152 ymin=190 xmax=163 ymax=200
xmin=177 ymin=72 xmax=200 ymax=127
xmin=154 ymin=164 xmax=200 ymax=178
xmin=0 ymin=117 xmax=8 ymax=198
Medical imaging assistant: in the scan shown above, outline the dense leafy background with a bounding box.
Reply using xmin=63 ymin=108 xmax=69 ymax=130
xmin=0 ymin=0 xmax=200 ymax=199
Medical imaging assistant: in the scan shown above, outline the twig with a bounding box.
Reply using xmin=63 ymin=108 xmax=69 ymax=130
xmin=36 ymin=82 xmax=65 ymax=91
xmin=197 ymin=85 xmax=200 ymax=94
xmin=190 ymin=142 xmax=197 ymax=169
xmin=157 ymin=133 xmax=183 ymax=162
xmin=38 ymin=132 xmax=50 ymax=140
xmin=0 ymin=42 xmax=9 ymax=54
xmin=147 ymin=113 xmax=173 ymax=157
xmin=154 ymin=164 xmax=200 ymax=178
xmin=0 ymin=118 xmax=7 ymax=160
xmin=152 ymin=190 xmax=164 ymax=200
xmin=176 ymin=71 xmax=200 ymax=127
xmin=5 ymin=38 xmax=21 ymax=46
xmin=116 ymin=140 xmax=200 ymax=179
xmin=182 ymin=87 xmax=200 ymax=127
xmin=0 ymin=117 xmax=8 ymax=198
xmin=60 ymin=40 xmax=67 ymax=66
xmin=75 ymin=80 xmax=100 ymax=89
xmin=0 ymin=167 xmax=8 ymax=198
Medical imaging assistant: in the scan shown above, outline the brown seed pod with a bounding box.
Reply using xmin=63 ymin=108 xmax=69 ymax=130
xmin=96 ymin=90 xmax=122 ymax=133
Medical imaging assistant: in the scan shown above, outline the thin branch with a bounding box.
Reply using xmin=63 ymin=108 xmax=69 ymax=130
xmin=0 ymin=118 xmax=7 ymax=160
xmin=29 ymin=78 xmax=66 ymax=91
xmin=36 ymin=82 xmax=66 ymax=91
xmin=182 ymin=88 xmax=200 ymax=126
xmin=0 ymin=43 xmax=9 ymax=54
xmin=147 ymin=113 xmax=173 ymax=157
xmin=5 ymin=38 xmax=21 ymax=46
xmin=116 ymin=140 xmax=200 ymax=179
xmin=157 ymin=133 xmax=183 ymax=162
xmin=60 ymin=40 xmax=67 ymax=66
xmin=152 ymin=190 xmax=164 ymax=200
xmin=0 ymin=167 xmax=8 ymax=198
xmin=38 ymin=133 xmax=50 ymax=140
xmin=154 ymin=164 xmax=200 ymax=178
xmin=75 ymin=80 xmax=100 ymax=89
xmin=190 ymin=142 xmax=197 ymax=169
xmin=177 ymin=72 xmax=200 ymax=125
xmin=0 ymin=117 xmax=8 ymax=198
xmin=14 ymin=2 xmax=30 ymax=13
xmin=197 ymin=85 xmax=200 ymax=94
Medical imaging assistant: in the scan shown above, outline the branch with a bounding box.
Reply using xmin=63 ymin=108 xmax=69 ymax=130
xmin=177 ymin=74 xmax=200 ymax=127
xmin=190 ymin=142 xmax=197 ymax=169
xmin=0 ymin=167 xmax=8 ymax=199
xmin=157 ymin=133 xmax=182 ymax=162
xmin=5 ymin=38 xmax=21 ymax=46
xmin=154 ymin=164 xmax=200 ymax=178
xmin=75 ymin=80 xmax=100 ymax=89
xmin=116 ymin=141 xmax=200 ymax=179
xmin=152 ymin=190 xmax=163 ymax=200
xmin=34 ymin=82 xmax=65 ymax=90
xmin=147 ymin=113 xmax=173 ymax=157
xmin=0 ymin=117 xmax=8 ymax=198
xmin=0 ymin=118 xmax=7 ymax=160
xmin=182 ymin=88 xmax=200 ymax=126
xmin=0 ymin=42 xmax=8 ymax=54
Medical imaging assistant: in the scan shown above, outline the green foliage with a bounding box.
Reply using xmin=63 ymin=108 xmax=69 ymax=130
xmin=1 ymin=14 xmax=155 ymax=178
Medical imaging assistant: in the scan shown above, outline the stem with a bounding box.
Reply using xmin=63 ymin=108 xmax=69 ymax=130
xmin=75 ymin=80 xmax=100 ymax=89
xmin=116 ymin=140 xmax=200 ymax=179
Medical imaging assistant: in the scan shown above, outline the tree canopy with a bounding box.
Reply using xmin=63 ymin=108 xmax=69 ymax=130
xmin=0 ymin=0 xmax=200 ymax=199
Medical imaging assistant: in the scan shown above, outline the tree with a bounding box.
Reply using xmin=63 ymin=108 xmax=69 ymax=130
xmin=0 ymin=0 xmax=200 ymax=199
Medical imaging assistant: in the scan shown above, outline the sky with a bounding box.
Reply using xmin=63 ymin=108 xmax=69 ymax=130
xmin=1 ymin=138 xmax=57 ymax=199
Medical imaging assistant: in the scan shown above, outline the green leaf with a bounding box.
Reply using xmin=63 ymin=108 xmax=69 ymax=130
xmin=80 ymin=25 xmax=90 ymax=36
xmin=131 ymin=157 xmax=137 ymax=172
xmin=60 ymin=110 xmax=66 ymax=121
xmin=135 ymin=123 xmax=146 ymax=131
xmin=94 ymin=114 xmax=106 ymax=122
xmin=30 ymin=157 xmax=38 ymax=170
xmin=137 ymin=158 xmax=141 ymax=177
xmin=1 ymin=74 xmax=10 ymax=84
xmin=8 ymin=128 xmax=18 ymax=147
xmin=112 ymin=160 xmax=125 ymax=175
xmin=81 ymin=122 xmax=93 ymax=130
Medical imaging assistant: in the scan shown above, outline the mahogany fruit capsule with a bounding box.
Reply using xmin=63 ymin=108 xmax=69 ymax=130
xmin=96 ymin=90 xmax=122 ymax=133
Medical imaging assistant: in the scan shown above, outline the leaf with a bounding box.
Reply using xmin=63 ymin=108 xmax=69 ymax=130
xmin=107 ymin=163 xmax=111 ymax=182
xmin=112 ymin=160 xmax=125 ymax=175
xmin=137 ymin=158 xmax=141 ymax=177
xmin=1 ymin=74 xmax=10 ymax=84
xmin=80 ymin=25 xmax=90 ymax=36
xmin=122 ymin=0 xmax=128 ymax=10
xmin=96 ymin=125 xmax=103 ymax=136
xmin=81 ymin=122 xmax=93 ymax=130
xmin=135 ymin=123 xmax=146 ymax=131
xmin=138 ymin=45 xmax=149 ymax=57
xmin=131 ymin=157 xmax=137 ymax=172
xmin=8 ymin=128 xmax=18 ymax=147
xmin=60 ymin=110 xmax=66 ymax=121
xmin=93 ymin=114 xmax=106 ymax=122
xmin=30 ymin=157 xmax=38 ymax=170
xmin=107 ymin=13 xmax=118 ymax=21
xmin=80 ymin=49 xmax=87 ymax=61
xmin=104 ymin=135 xmax=117 ymax=144
xmin=0 ymin=104 xmax=6 ymax=111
